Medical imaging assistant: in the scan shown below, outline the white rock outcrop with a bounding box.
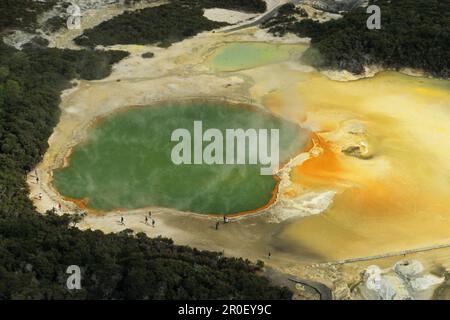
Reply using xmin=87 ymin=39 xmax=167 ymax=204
xmin=361 ymin=260 xmax=445 ymax=300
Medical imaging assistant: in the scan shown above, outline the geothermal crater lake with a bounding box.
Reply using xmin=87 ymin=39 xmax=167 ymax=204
xmin=54 ymin=101 xmax=309 ymax=215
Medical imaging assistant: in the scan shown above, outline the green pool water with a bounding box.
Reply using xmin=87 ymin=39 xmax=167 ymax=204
xmin=209 ymin=42 xmax=307 ymax=72
xmin=54 ymin=101 xmax=309 ymax=214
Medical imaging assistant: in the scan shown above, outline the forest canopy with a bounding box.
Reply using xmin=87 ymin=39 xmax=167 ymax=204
xmin=0 ymin=0 xmax=58 ymax=31
xmin=264 ymin=0 xmax=450 ymax=77
xmin=74 ymin=0 xmax=267 ymax=47
xmin=75 ymin=3 xmax=226 ymax=47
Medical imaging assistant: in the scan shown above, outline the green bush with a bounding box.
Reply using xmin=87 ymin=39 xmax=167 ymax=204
xmin=265 ymin=0 xmax=450 ymax=77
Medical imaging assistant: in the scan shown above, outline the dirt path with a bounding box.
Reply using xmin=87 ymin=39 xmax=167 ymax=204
xmin=325 ymin=242 xmax=450 ymax=266
xmin=223 ymin=0 xmax=301 ymax=33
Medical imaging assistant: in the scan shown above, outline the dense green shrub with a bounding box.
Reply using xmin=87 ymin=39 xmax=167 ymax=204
xmin=0 ymin=0 xmax=57 ymax=31
xmin=264 ymin=0 xmax=450 ymax=77
xmin=74 ymin=0 xmax=266 ymax=47
xmin=75 ymin=3 xmax=225 ymax=47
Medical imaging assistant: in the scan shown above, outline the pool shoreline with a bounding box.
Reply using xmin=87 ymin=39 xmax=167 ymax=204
xmin=206 ymin=41 xmax=308 ymax=72
xmin=51 ymin=97 xmax=312 ymax=218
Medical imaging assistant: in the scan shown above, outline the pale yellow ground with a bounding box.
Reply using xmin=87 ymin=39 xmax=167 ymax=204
xmin=255 ymin=70 xmax=450 ymax=261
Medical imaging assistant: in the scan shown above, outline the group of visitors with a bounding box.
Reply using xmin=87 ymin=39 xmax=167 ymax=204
xmin=215 ymin=215 xmax=230 ymax=230
xmin=120 ymin=212 xmax=155 ymax=227
xmin=145 ymin=211 xmax=156 ymax=227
